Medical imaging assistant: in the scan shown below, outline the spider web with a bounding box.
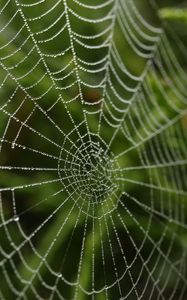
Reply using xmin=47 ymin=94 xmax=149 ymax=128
xmin=0 ymin=0 xmax=187 ymax=299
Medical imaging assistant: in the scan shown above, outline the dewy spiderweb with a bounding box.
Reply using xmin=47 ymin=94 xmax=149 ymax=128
xmin=0 ymin=0 xmax=187 ymax=299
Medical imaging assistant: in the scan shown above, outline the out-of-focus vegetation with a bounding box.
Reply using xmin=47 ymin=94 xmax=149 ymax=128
xmin=159 ymin=8 xmax=187 ymax=23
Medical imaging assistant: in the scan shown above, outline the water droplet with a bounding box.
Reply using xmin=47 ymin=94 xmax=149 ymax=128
xmin=14 ymin=216 xmax=19 ymax=222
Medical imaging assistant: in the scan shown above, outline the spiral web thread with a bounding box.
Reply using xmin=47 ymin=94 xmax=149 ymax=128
xmin=0 ymin=0 xmax=187 ymax=299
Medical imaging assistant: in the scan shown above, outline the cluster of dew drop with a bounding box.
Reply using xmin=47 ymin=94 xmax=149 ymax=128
xmin=58 ymin=134 xmax=123 ymax=217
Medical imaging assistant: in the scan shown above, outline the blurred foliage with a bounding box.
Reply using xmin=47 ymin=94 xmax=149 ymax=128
xmin=159 ymin=8 xmax=187 ymax=23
